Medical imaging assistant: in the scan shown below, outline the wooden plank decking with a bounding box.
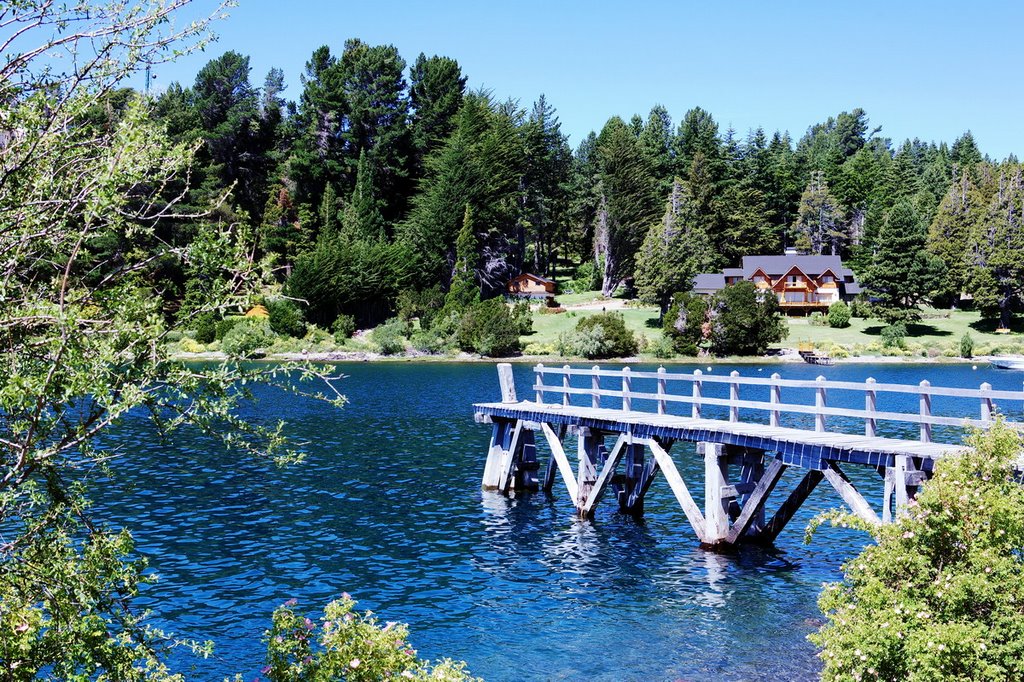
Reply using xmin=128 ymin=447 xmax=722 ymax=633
xmin=475 ymin=400 xmax=963 ymax=470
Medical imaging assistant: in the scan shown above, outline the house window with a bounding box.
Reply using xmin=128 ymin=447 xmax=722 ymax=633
xmin=753 ymin=275 xmax=766 ymax=283
xmin=787 ymin=275 xmax=800 ymax=284
xmin=821 ymin=275 xmax=834 ymax=284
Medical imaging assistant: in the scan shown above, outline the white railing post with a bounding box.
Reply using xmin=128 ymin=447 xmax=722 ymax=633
xmin=729 ymin=370 xmax=740 ymax=422
xmin=692 ymin=369 xmax=703 ymax=419
xmin=815 ymin=375 xmax=827 ymax=432
xmin=770 ymin=373 xmax=781 ymax=427
xmin=919 ymin=380 xmax=932 ymax=442
xmin=980 ymin=382 xmax=993 ymax=423
xmin=657 ymin=366 xmax=667 ymax=415
xmin=563 ymin=364 xmax=571 ymax=406
xmin=592 ymin=365 xmax=601 ymax=409
xmin=865 ymin=377 xmax=877 ymax=438
xmin=622 ymin=367 xmax=632 ymax=412
xmin=534 ymin=363 xmax=545 ymax=404
xmin=497 ymin=363 xmax=517 ymax=403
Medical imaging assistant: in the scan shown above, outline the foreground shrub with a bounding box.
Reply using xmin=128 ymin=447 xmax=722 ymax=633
xmin=265 ymin=298 xmax=307 ymax=338
xmin=371 ymin=318 xmax=409 ymax=355
xmin=881 ymin=321 xmax=907 ymax=349
xmin=455 ymin=299 xmax=521 ymax=357
xmin=827 ymin=301 xmax=851 ymax=328
xmin=332 ymin=314 xmax=356 ymax=343
xmin=709 ymin=282 xmax=787 ymax=356
xmin=263 ymin=594 xmax=479 ymax=681
xmin=960 ymin=331 xmax=974 ymax=358
xmin=809 ymin=421 xmax=1024 ymax=681
xmin=192 ymin=312 xmax=217 ymax=344
xmin=558 ymin=312 xmax=638 ymax=359
xmin=221 ymin=319 xmax=276 ymax=358
xmin=663 ymin=292 xmax=709 ymax=356
xmin=569 ymin=260 xmax=601 ymax=293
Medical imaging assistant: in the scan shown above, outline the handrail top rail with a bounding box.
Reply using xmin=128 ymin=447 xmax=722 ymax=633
xmin=532 ymin=363 xmax=1022 ymax=401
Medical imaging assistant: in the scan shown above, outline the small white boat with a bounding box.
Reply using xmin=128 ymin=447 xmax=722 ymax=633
xmin=988 ymin=355 xmax=1024 ymax=370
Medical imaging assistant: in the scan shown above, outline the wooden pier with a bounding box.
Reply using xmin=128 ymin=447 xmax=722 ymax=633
xmin=474 ymin=364 xmax=1024 ymax=548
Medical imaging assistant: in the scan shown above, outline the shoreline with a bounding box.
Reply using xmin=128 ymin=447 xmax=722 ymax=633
xmin=170 ymin=348 xmax=984 ymax=366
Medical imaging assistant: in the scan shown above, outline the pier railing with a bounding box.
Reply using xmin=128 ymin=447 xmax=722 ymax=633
xmin=526 ymin=364 xmax=1024 ymax=444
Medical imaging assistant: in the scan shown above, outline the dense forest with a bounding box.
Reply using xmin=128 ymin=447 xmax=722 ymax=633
xmin=109 ymin=39 xmax=1023 ymax=337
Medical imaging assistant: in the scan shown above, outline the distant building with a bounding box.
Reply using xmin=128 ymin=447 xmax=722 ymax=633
xmin=693 ymin=254 xmax=862 ymax=314
xmin=506 ymin=273 xmax=557 ymax=305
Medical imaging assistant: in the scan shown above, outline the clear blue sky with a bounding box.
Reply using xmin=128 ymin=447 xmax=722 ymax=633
xmin=154 ymin=0 xmax=1024 ymax=159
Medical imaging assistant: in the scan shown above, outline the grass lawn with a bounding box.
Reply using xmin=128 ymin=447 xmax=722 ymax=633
xmin=521 ymin=296 xmax=1024 ymax=358
xmin=781 ymin=308 xmax=1024 ymax=354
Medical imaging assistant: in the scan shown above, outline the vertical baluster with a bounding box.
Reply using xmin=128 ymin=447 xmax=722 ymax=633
xmin=770 ymin=373 xmax=781 ymax=428
xmin=729 ymin=370 xmax=740 ymax=422
xmin=815 ymin=375 xmax=827 ymax=432
xmin=657 ymin=366 xmax=667 ymax=415
xmin=919 ymin=380 xmax=931 ymax=442
xmin=563 ymin=364 xmax=571 ymax=406
xmin=592 ymin=365 xmax=601 ymax=409
xmin=865 ymin=377 xmax=877 ymax=437
xmin=980 ymin=382 xmax=993 ymax=423
xmin=622 ymin=367 xmax=632 ymax=412
xmin=692 ymin=369 xmax=703 ymax=419
xmin=534 ymin=363 xmax=545 ymax=404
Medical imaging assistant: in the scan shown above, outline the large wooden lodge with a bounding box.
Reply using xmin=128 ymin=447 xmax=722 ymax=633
xmin=693 ymin=253 xmax=862 ymax=314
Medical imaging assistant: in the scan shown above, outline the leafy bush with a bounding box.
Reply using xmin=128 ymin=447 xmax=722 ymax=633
xmin=410 ymin=329 xmax=450 ymax=354
xmin=221 ymin=319 xmax=276 ymax=358
xmin=558 ymin=312 xmax=638 ymax=359
xmin=263 ymin=594 xmax=479 ymax=681
xmin=193 ymin=312 xmax=217 ymax=344
xmin=808 ymin=311 xmax=828 ymax=327
xmin=332 ymin=314 xmax=356 ymax=343
xmin=881 ymin=322 xmax=907 ymax=349
xmin=849 ymin=298 xmax=871 ymax=318
xmin=827 ymin=301 xmax=851 ymax=328
xmin=265 ymin=298 xmax=306 ymax=338
xmin=663 ymin=292 xmax=709 ymax=356
xmin=371 ymin=318 xmax=409 ymax=355
xmin=648 ymin=334 xmax=676 ymax=359
xmin=510 ymin=300 xmax=533 ymax=335
xmin=179 ymin=338 xmax=206 ymax=353
xmin=396 ymin=286 xmax=445 ymax=329
xmin=709 ymin=282 xmax=788 ymax=356
xmin=455 ymin=299 xmax=521 ymax=357
xmin=809 ymin=421 xmax=1024 ymax=681
xmin=960 ymin=331 xmax=974 ymax=358
xmin=569 ymin=260 xmax=601 ymax=293
xmin=164 ymin=330 xmax=183 ymax=343
xmin=216 ymin=315 xmax=248 ymax=341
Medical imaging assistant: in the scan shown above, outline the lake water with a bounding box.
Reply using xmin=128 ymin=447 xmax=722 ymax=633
xmin=94 ymin=361 xmax=1024 ymax=680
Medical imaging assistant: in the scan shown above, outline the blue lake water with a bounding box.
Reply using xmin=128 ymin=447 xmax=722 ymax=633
xmin=93 ymin=361 xmax=1024 ymax=680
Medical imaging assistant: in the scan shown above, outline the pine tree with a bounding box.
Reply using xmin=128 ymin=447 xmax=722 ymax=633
xmin=634 ymin=178 xmax=715 ymax=316
xmin=968 ymin=166 xmax=1024 ymax=329
xmin=444 ymin=205 xmax=481 ymax=312
xmin=593 ymin=116 xmax=661 ymax=295
xmin=343 ymin=149 xmax=385 ymax=241
xmin=409 ymin=53 xmax=466 ymax=168
xmin=865 ymin=199 xmax=945 ymax=323
xmin=792 ymin=171 xmax=845 ymax=254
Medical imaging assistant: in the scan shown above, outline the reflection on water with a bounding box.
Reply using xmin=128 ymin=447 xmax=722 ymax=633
xmin=89 ymin=362 xmax=1018 ymax=680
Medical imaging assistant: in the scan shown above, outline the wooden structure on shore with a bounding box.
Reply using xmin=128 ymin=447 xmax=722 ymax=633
xmin=474 ymin=364 xmax=1024 ymax=548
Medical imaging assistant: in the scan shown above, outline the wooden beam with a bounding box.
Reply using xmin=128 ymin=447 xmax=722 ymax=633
xmin=540 ymin=422 xmax=578 ymax=502
xmin=580 ymin=434 xmax=628 ymax=516
xmin=497 ymin=420 xmax=524 ymax=493
xmin=725 ymin=459 xmax=788 ymax=544
xmin=704 ymin=442 xmax=730 ymax=544
xmin=497 ymin=363 xmax=517 ymax=402
xmin=648 ymin=439 xmax=707 ymax=543
xmin=482 ymin=421 xmax=504 ymax=489
xmin=759 ymin=470 xmax=824 ymax=543
xmin=822 ymin=462 xmax=881 ymax=526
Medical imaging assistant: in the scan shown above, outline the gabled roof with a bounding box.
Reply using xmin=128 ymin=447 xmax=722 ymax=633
xmin=693 ymin=273 xmax=726 ymax=293
xmin=740 ymin=255 xmax=846 ymax=279
xmin=509 ymin=272 xmax=555 ymax=285
xmin=771 ymin=264 xmax=818 ymax=292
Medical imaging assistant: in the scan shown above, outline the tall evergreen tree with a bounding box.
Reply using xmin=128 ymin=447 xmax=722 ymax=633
xmin=409 ymin=53 xmax=466 ymax=168
xmin=521 ymin=94 xmax=571 ymax=275
xmin=593 ymin=116 xmax=662 ymax=295
xmin=792 ymin=171 xmax=845 ymax=254
xmin=634 ymin=178 xmax=715 ymax=316
xmin=968 ymin=166 xmax=1024 ymax=329
xmin=864 ymin=199 xmax=945 ymax=323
